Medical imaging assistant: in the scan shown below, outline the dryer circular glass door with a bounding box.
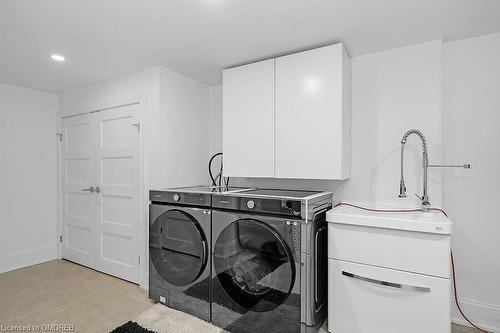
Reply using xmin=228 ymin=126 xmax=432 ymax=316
xmin=150 ymin=209 xmax=208 ymax=286
xmin=213 ymin=219 xmax=295 ymax=312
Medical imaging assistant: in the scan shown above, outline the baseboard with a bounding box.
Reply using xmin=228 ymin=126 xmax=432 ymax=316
xmin=0 ymin=245 xmax=58 ymax=273
xmin=452 ymin=298 xmax=500 ymax=332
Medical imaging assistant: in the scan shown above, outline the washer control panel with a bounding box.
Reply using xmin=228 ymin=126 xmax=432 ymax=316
xmin=212 ymin=195 xmax=302 ymax=217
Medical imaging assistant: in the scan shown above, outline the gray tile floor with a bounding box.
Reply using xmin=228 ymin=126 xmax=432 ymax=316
xmin=0 ymin=260 xmax=480 ymax=332
xmin=0 ymin=260 xmax=153 ymax=332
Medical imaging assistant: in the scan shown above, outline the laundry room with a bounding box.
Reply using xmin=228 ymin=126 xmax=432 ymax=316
xmin=0 ymin=1 xmax=499 ymax=333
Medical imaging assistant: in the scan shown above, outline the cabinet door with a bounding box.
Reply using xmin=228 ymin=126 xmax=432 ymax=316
xmin=275 ymin=44 xmax=350 ymax=179
xmin=328 ymin=259 xmax=451 ymax=333
xmin=223 ymin=59 xmax=275 ymax=177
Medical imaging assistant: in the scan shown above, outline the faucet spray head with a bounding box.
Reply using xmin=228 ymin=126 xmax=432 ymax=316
xmin=399 ymin=179 xmax=407 ymax=198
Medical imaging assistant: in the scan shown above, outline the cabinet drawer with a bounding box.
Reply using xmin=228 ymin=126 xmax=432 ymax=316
xmin=328 ymin=259 xmax=451 ymax=333
xmin=328 ymin=223 xmax=451 ymax=278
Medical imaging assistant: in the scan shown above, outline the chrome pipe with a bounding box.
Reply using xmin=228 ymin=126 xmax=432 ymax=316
xmin=427 ymin=164 xmax=471 ymax=168
xmin=399 ymin=129 xmax=430 ymax=211
xmin=398 ymin=129 xmax=470 ymax=212
xmin=399 ymin=144 xmax=407 ymax=198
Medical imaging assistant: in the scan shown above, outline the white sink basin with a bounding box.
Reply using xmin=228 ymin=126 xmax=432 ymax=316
xmin=326 ymin=205 xmax=452 ymax=235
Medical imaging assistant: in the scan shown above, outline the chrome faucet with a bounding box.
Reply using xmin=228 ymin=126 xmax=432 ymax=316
xmin=399 ymin=129 xmax=470 ymax=212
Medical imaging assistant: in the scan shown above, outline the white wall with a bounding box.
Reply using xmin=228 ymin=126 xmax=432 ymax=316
xmin=0 ymin=83 xmax=58 ymax=273
xmin=339 ymin=41 xmax=443 ymax=207
xmin=209 ymin=85 xmax=223 ymax=156
xmin=223 ymin=41 xmax=444 ymax=210
xmin=58 ymin=67 xmax=160 ymax=118
xmin=443 ymin=32 xmax=500 ymax=331
xmin=155 ymin=67 xmax=210 ymax=188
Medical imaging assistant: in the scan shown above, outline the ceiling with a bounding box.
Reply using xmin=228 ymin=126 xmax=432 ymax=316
xmin=1 ymin=0 xmax=500 ymax=94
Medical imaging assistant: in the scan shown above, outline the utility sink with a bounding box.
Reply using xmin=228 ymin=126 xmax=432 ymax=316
xmin=326 ymin=204 xmax=452 ymax=278
xmin=326 ymin=205 xmax=452 ymax=235
xmin=327 ymin=204 xmax=453 ymax=333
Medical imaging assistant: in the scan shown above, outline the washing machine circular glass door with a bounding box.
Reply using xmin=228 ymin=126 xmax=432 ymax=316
xmin=213 ymin=219 xmax=295 ymax=312
xmin=150 ymin=209 xmax=208 ymax=286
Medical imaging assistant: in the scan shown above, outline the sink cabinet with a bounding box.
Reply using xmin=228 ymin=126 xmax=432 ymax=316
xmin=326 ymin=206 xmax=452 ymax=333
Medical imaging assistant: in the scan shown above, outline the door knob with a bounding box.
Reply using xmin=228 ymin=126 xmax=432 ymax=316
xmin=95 ymin=186 xmax=101 ymax=194
xmin=82 ymin=186 xmax=95 ymax=193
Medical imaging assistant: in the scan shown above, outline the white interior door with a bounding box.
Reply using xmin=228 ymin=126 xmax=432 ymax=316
xmin=94 ymin=104 xmax=140 ymax=282
xmin=61 ymin=113 xmax=96 ymax=268
xmin=61 ymin=103 xmax=140 ymax=283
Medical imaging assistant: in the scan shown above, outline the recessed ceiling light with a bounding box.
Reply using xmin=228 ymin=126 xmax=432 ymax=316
xmin=51 ymin=54 xmax=65 ymax=62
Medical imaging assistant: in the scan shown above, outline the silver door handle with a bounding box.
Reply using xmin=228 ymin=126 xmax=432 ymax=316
xmin=82 ymin=186 xmax=95 ymax=193
xmin=342 ymin=271 xmax=430 ymax=292
xmin=201 ymin=240 xmax=207 ymax=266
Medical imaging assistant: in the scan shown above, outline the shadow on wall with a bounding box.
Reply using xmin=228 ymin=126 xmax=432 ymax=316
xmin=229 ymin=177 xmax=345 ymax=194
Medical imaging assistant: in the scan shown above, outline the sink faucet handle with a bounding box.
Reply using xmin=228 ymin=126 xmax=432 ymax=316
xmin=415 ymin=193 xmax=431 ymax=211
xmin=398 ymin=179 xmax=407 ymax=198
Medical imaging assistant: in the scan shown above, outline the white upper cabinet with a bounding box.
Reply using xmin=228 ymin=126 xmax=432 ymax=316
xmin=223 ymin=59 xmax=275 ymax=177
xmin=223 ymin=43 xmax=350 ymax=180
xmin=275 ymin=44 xmax=350 ymax=179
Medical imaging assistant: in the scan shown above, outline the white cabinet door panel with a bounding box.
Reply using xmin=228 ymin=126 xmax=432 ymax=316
xmin=328 ymin=259 xmax=451 ymax=333
xmin=223 ymin=59 xmax=275 ymax=177
xmin=275 ymin=44 xmax=350 ymax=179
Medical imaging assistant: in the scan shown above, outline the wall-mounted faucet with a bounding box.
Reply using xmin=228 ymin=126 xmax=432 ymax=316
xmin=399 ymin=129 xmax=470 ymax=212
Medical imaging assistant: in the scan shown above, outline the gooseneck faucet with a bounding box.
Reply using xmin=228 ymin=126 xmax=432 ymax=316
xmin=399 ymin=129 xmax=470 ymax=212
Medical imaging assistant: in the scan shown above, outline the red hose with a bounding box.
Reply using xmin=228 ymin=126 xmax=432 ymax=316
xmin=451 ymin=250 xmax=490 ymax=333
xmin=334 ymin=202 xmax=491 ymax=333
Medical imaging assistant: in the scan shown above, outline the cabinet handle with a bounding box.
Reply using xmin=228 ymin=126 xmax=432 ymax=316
xmin=342 ymin=271 xmax=430 ymax=293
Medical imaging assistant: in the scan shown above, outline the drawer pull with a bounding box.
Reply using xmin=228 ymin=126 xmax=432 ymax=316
xmin=342 ymin=271 xmax=430 ymax=293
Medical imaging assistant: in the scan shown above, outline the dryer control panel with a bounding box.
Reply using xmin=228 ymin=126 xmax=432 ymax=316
xmin=149 ymin=190 xmax=211 ymax=207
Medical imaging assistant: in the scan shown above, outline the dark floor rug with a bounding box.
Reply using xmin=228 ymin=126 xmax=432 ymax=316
xmin=184 ymin=274 xmax=300 ymax=315
xmin=110 ymin=321 xmax=157 ymax=333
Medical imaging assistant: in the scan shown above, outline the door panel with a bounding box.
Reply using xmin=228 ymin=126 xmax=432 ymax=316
xmin=101 ymin=195 xmax=134 ymax=226
xmin=61 ymin=103 xmax=140 ymax=283
xmin=65 ymin=121 xmax=91 ymax=151
xmin=66 ymin=224 xmax=91 ymax=254
xmin=101 ymin=157 xmax=134 ymax=185
xmin=62 ymin=114 xmax=96 ymax=268
xmin=95 ymin=104 xmax=140 ymax=282
xmin=101 ymin=232 xmax=136 ymax=266
xmin=66 ymin=158 xmax=91 ymax=183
